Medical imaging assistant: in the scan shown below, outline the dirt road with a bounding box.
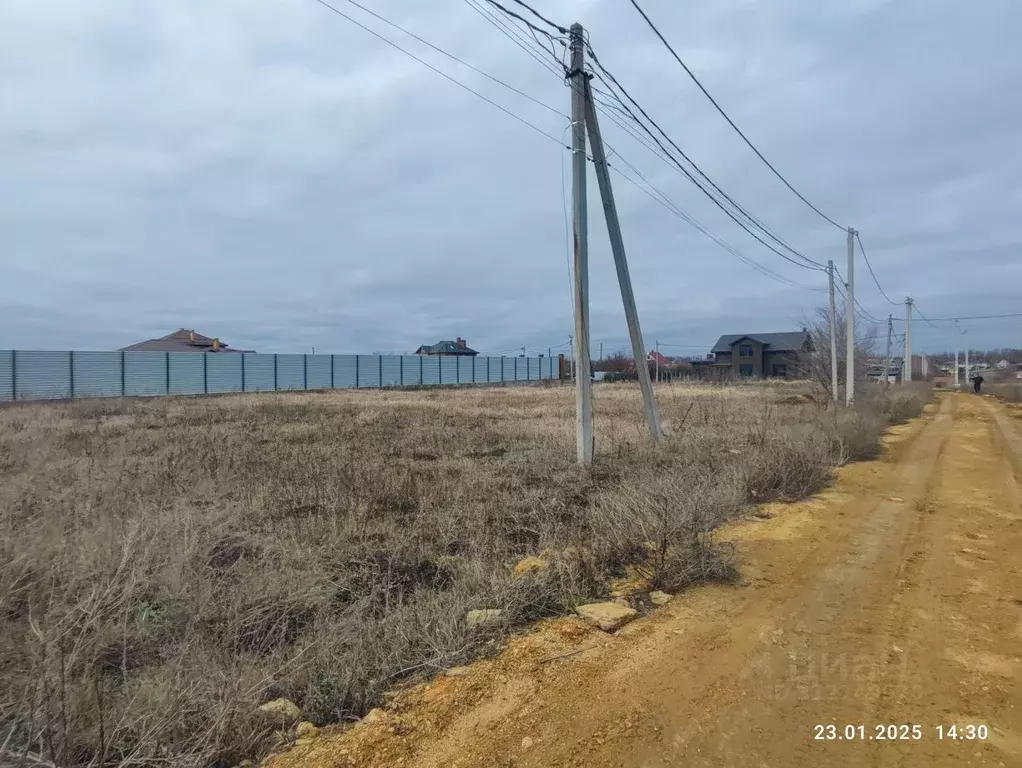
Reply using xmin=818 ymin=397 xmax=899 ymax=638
xmin=272 ymin=393 xmax=1022 ymax=767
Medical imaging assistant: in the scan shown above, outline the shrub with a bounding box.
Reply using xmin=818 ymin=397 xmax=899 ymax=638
xmin=590 ymin=469 xmax=742 ymax=591
xmin=740 ymin=427 xmax=834 ymax=503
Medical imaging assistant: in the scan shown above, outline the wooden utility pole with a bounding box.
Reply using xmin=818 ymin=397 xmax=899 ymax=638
xmin=827 ymin=259 xmax=838 ymax=403
xmin=569 ymin=24 xmax=594 ymax=465
xmin=582 ymin=75 xmax=662 ymax=441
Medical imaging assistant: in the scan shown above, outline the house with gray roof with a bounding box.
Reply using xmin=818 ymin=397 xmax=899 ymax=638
xmin=710 ymin=330 xmax=811 ymax=378
xmin=119 ymin=329 xmax=254 ymax=353
xmin=415 ymin=337 xmax=478 ymax=356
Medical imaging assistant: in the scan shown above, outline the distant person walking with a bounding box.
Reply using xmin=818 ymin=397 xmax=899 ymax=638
xmin=972 ymin=374 xmax=984 ymax=394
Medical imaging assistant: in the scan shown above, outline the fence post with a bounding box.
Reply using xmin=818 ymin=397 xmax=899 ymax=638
xmin=11 ymin=350 xmax=16 ymax=401
xmin=514 ymin=355 xmax=517 ymax=383
xmin=378 ymin=355 xmax=383 ymax=388
xmin=165 ymin=352 xmax=170 ymax=394
xmin=487 ymin=356 xmax=490 ymax=383
xmin=456 ymin=355 xmax=460 ymax=384
xmin=303 ymin=354 xmax=308 ymax=390
xmin=472 ymin=356 xmax=476 ymax=384
xmin=241 ymin=353 xmax=246 ymax=392
xmin=69 ymin=351 xmax=75 ymax=399
xmin=420 ymin=354 xmax=423 ymax=385
xmin=527 ymin=356 xmax=531 ymax=381
xmin=273 ymin=354 xmax=278 ymax=390
xmin=438 ymin=355 xmax=442 ymax=385
xmin=330 ymin=355 xmax=335 ymax=388
xmin=120 ymin=350 xmax=126 ymax=396
xmin=399 ymin=355 xmax=404 ymax=386
xmin=355 ymin=355 xmax=360 ymax=388
xmin=203 ymin=353 xmax=208 ymax=394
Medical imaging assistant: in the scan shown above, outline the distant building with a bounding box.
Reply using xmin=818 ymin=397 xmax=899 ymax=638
xmin=415 ymin=337 xmax=479 ymax=356
xmin=119 ymin=328 xmax=252 ymax=353
xmin=710 ymin=331 xmax=811 ymax=378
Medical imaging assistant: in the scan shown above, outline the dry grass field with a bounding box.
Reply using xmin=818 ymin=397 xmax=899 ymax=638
xmin=0 ymin=380 xmax=928 ymax=766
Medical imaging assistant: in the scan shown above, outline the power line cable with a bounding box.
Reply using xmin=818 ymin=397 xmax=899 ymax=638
xmin=608 ymin=154 xmax=824 ymax=291
xmin=310 ymin=0 xmax=566 ymax=147
xmin=482 ymin=0 xmax=568 ymax=36
xmin=462 ymin=0 xmax=565 ymax=78
xmin=584 ymin=49 xmax=825 ymax=271
xmin=329 ymin=0 xmax=564 ymax=118
xmin=626 ymin=0 xmax=844 ymax=230
xmin=855 ymin=232 xmax=899 ymax=306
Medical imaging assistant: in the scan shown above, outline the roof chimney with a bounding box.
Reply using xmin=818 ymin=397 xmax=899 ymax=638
xmin=457 ymin=337 xmax=466 ymax=349
xmin=189 ymin=330 xmax=196 ymax=344
xmin=213 ymin=337 xmax=220 ymax=351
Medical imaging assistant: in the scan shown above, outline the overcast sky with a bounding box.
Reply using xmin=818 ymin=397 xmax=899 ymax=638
xmin=2 ymin=0 xmax=1020 ymax=355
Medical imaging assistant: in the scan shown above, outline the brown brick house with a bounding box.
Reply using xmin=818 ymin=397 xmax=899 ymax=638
xmin=711 ymin=331 xmax=811 ymax=378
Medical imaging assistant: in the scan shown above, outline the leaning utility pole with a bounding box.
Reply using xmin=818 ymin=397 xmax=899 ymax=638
xmin=904 ymin=297 xmax=913 ymax=383
xmin=569 ymin=24 xmax=593 ymax=465
xmin=827 ymin=259 xmax=839 ymax=403
xmin=844 ymin=227 xmax=856 ymax=405
xmin=883 ymin=314 xmax=894 ymax=389
xmin=582 ymin=73 xmax=662 ymax=441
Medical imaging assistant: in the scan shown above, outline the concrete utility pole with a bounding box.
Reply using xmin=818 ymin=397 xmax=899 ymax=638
xmin=884 ymin=314 xmax=894 ymax=389
xmin=954 ymin=348 xmax=960 ymax=388
xmin=827 ymin=259 xmax=839 ymax=403
xmin=965 ymin=345 xmax=970 ymax=385
xmin=655 ymin=340 xmax=660 ymax=384
xmin=599 ymin=341 xmax=603 ymax=362
xmin=568 ymin=334 xmax=574 ymax=381
xmin=845 ymin=227 xmax=856 ymax=405
xmin=904 ymin=297 xmax=913 ymax=383
xmin=569 ymin=24 xmax=593 ymax=465
xmin=582 ymin=75 xmax=662 ymax=441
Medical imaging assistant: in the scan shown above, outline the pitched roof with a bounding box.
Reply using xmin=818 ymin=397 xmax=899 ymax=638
xmin=711 ymin=331 xmax=810 ymax=354
xmin=416 ymin=340 xmax=479 ymax=355
xmin=119 ymin=329 xmax=250 ymax=353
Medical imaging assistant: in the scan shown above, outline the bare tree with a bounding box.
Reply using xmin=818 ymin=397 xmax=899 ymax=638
xmin=799 ymin=302 xmax=879 ymax=403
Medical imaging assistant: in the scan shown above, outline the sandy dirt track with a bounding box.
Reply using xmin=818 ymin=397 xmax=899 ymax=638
xmin=270 ymin=393 xmax=1022 ymax=767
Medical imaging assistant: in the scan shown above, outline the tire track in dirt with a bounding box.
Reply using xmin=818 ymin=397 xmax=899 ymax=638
xmin=269 ymin=395 xmax=1022 ymax=768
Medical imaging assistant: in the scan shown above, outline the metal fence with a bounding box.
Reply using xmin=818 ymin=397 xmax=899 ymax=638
xmin=0 ymin=351 xmax=560 ymax=403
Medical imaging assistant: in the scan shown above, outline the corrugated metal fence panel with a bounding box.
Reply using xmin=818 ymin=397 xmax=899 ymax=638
xmin=333 ymin=355 xmax=357 ymax=388
xmin=243 ymin=354 xmax=275 ymax=392
xmin=206 ymin=354 xmax=242 ymax=394
xmin=73 ymin=352 xmax=122 ymax=397
xmin=420 ymin=356 xmax=439 ymax=385
xmin=470 ymin=356 xmax=484 ymax=384
xmin=276 ymin=354 xmax=305 ymax=391
xmin=16 ymin=351 xmax=71 ymax=400
xmin=306 ymin=355 xmax=332 ymax=390
xmin=381 ymin=355 xmax=402 ymax=387
xmin=0 ymin=351 xmax=14 ymax=402
xmin=401 ymin=356 xmax=422 ymax=386
xmin=482 ymin=357 xmax=495 ymax=383
xmin=356 ymin=355 xmax=381 ymax=388
xmin=168 ymin=353 xmax=204 ymax=395
xmin=124 ymin=352 xmax=167 ymax=396
xmin=439 ymin=356 xmax=457 ymax=385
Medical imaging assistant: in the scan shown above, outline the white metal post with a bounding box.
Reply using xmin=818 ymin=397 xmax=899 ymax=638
xmin=954 ymin=349 xmax=959 ymax=388
xmin=569 ymin=24 xmax=593 ymax=465
xmin=845 ymin=227 xmax=855 ymax=405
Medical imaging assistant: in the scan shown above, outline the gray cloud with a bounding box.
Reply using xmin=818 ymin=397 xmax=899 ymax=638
xmin=2 ymin=0 xmax=1019 ymax=355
